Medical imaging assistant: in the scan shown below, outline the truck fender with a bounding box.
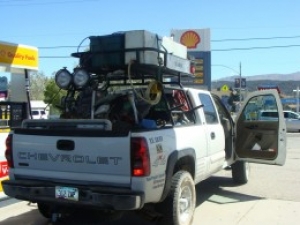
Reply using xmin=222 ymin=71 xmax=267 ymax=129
xmin=159 ymin=148 xmax=196 ymax=202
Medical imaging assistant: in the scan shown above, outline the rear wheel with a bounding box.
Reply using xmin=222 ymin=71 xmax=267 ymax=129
xmin=231 ymin=161 xmax=250 ymax=184
xmin=37 ymin=203 xmax=52 ymax=219
xmin=157 ymin=171 xmax=196 ymax=225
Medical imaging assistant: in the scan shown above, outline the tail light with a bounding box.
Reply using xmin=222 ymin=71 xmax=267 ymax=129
xmin=189 ymin=58 xmax=196 ymax=75
xmin=190 ymin=63 xmax=195 ymax=74
xmin=5 ymin=134 xmax=14 ymax=168
xmin=131 ymin=137 xmax=150 ymax=177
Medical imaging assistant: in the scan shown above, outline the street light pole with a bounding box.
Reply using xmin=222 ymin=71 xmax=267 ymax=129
xmin=212 ymin=63 xmax=243 ymax=110
xmin=297 ymin=86 xmax=299 ymax=113
xmin=239 ymin=62 xmax=242 ymax=107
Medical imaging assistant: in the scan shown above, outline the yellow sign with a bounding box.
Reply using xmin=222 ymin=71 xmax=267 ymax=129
xmin=194 ymin=78 xmax=204 ymax=84
xmin=221 ymin=84 xmax=230 ymax=91
xmin=0 ymin=177 xmax=9 ymax=192
xmin=195 ymin=65 xmax=203 ymax=71
xmin=194 ymin=59 xmax=204 ymax=78
xmin=0 ymin=41 xmax=38 ymax=70
xmin=195 ymin=72 xmax=203 ymax=77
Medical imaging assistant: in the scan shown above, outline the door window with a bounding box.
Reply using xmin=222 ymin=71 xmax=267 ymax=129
xmin=242 ymin=95 xmax=279 ymax=121
xmin=31 ymin=111 xmax=39 ymax=116
xmin=284 ymin=111 xmax=300 ymax=119
xmin=198 ymin=93 xmax=218 ymax=124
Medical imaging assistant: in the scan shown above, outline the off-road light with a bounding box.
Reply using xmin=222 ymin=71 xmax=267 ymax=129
xmin=73 ymin=69 xmax=89 ymax=89
xmin=55 ymin=68 xmax=72 ymax=90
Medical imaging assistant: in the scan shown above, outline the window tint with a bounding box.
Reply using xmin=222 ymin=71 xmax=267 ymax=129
xmin=242 ymin=95 xmax=278 ymax=121
xmin=199 ymin=93 xmax=218 ymax=124
xmin=285 ymin=112 xmax=300 ymax=119
xmin=212 ymin=94 xmax=230 ymax=122
xmin=291 ymin=113 xmax=300 ymax=119
xmin=31 ymin=111 xmax=39 ymax=115
xmin=261 ymin=111 xmax=278 ymax=118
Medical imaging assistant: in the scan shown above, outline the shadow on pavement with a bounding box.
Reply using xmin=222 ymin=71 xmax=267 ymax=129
xmin=196 ymin=175 xmax=264 ymax=206
xmin=0 ymin=175 xmax=264 ymax=225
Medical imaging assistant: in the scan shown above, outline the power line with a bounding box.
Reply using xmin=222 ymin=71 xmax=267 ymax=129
xmin=39 ymin=45 xmax=88 ymax=49
xmin=36 ymin=34 xmax=300 ymax=57
xmin=0 ymin=0 xmax=100 ymax=7
xmin=38 ymin=44 xmax=300 ymax=58
xmin=40 ymin=56 xmax=71 ymax=58
xmin=212 ymin=44 xmax=300 ymax=52
xmin=35 ymin=34 xmax=300 ymax=50
xmin=212 ymin=35 xmax=300 ymax=42
xmin=38 ymin=35 xmax=300 ymax=51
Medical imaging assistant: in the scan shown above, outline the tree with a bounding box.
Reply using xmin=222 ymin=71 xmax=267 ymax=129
xmin=44 ymin=78 xmax=67 ymax=115
xmin=29 ymin=72 xmax=49 ymax=100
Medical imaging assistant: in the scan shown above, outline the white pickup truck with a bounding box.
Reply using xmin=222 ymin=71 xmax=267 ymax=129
xmin=2 ymin=30 xmax=286 ymax=225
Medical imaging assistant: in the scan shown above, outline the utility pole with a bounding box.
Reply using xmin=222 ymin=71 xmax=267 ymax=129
xmin=239 ymin=62 xmax=242 ymax=108
xmin=297 ymin=86 xmax=299 ymax=113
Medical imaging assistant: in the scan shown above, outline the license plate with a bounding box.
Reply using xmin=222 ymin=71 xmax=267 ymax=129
xmin=55 ymin=186 xmax=79 ymax=201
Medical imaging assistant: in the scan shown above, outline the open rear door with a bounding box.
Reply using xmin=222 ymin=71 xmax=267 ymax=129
xmin=234 ymin=89 xmax=286 ymax=165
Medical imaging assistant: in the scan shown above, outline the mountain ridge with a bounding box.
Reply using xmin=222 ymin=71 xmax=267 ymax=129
xmin=212 ymin=72 xmax=300 ymax=97
xmin=214 ymin=71 xmax=300 ymax=82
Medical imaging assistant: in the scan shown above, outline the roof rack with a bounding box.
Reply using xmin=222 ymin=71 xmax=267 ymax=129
xmin=71 ymin=47 xmax=194 ymax=85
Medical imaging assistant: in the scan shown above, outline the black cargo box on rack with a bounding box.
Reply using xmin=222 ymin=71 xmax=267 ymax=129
xmin=87 ymin=33 xmax=125 ymax=70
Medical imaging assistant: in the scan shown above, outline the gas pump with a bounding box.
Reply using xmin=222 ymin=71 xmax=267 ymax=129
xmin=0 ymin=40 xmax=38 ymax=193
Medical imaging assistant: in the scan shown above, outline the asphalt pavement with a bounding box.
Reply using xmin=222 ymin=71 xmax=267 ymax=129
xmin=0 ymin=133 xmax=299 ymax=224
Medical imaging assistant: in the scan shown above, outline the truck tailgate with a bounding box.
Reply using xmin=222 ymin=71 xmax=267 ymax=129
xmin=11 ymin=121 xmax=132 ymax=187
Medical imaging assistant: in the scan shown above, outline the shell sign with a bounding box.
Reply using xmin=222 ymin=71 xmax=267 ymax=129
xmin=171 ymin=29 xmax=210 ymax=52
xmin=180 ymin=30 xmax=201 ymax=49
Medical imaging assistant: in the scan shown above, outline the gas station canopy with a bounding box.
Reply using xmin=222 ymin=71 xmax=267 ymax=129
xmin=0 ymin=40 xmax=38 ymax=73
xmin=0 ymin=40 xmax=38 ymax=102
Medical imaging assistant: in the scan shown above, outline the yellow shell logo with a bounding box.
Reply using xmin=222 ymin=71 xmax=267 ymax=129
xmin=180 ymin=31 xmax=201 ymax=49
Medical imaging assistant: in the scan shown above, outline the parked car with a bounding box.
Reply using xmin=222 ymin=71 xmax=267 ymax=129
xmin=31 ymin=109 xmax=47 ymax=119
xmin=258 ymin=110 xmax=300 ymax=132
xmin=283 ymin=110 xmax=300 ymax=132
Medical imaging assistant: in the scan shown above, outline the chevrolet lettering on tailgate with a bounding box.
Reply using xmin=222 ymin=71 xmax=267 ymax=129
xmin=18 ymin=152 xmax=122 ymax=165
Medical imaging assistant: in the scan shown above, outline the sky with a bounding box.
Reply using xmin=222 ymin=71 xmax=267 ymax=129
xmin=0 ymin=0 xmax=299 ymax=81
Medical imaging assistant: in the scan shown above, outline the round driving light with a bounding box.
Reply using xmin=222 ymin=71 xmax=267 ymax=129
xmin=55 ymin=68 xmax=72 ymax=90
xmin=73 ymin=69 xmax=89 ymax=89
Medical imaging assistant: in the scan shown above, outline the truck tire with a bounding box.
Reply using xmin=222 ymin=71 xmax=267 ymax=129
xmin=157 ymin=171 xmax=196 ymax=225
xmin=231 ymin=161 xmax=250 ymax=184
xmin=37 ymin=203 xmax=52 ymax=219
